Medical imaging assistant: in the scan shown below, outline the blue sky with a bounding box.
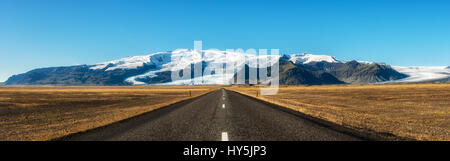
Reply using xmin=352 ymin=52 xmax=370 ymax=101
xmin=1 ymin=0 xmax=449 ymax=82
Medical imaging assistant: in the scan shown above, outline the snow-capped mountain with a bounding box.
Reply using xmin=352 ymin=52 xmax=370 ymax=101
xmin=90 ymin=51 xmax=344 ymax=72
xmin=287 ymin=53 xmax=341 ymax=64
xmin=90 ymin=52 xmax=171 ymax=71
xmin=89 ymin=49 xmax=279 ymax=85
xmin=4 ymin=49 xmax=446 ymax=85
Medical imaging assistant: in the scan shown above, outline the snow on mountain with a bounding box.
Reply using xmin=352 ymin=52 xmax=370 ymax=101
xmin=89 ymin=50 xmax=449 ymax=85
xmin=356 ymin=60 xmax=374 ymax=64
xmin=287 ymin=53 xmax=379 ymax=65
xmin=90 ymin=52 xmax=170 ymax=71
xmin=288 ymin=53 xmax=341 ymax=64
xmin=91 ymin=51 xmax=336 ymax=72
xmin=384 ymin=66 xmax=450 ymax=83
xmin=91 ymin=49 xmax=280 ymax=85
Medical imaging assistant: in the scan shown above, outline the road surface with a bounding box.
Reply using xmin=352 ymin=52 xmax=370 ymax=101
xmin=58 ymin=89 xmax=362 ymax=141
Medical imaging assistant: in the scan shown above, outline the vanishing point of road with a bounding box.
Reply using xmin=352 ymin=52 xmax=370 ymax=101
xmin=58 ymin=89 xmax=363 ymax=141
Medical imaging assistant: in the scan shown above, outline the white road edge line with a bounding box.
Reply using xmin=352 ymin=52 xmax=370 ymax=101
xmin=221 ymin=132 xmax=229 ymax=141
xmin=222 ymin=104 xmax=225 ymax=108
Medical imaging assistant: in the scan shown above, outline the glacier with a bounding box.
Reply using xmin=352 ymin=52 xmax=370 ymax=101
xmin=90 ymin=49 xmax=280 ymax=85
xmin=288 ymin=53 xmax=341 ymax=64
xmin=90 ymin=50 xmax=449 ymax=85
xmin=385 ymin=66 xmax=450 ymax=83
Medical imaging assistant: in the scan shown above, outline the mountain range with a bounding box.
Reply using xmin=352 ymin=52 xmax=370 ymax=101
xmin=4 ymin=50 xmax=448 ymax=86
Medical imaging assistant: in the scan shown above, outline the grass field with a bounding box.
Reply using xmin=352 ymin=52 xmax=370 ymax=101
xmin=1 ymin=84 xmax=448 ymax=141
xmin=0 ymin=86 xmax=217 ymax=141
xmin=227 ymin=83 xmax=450 ymax=141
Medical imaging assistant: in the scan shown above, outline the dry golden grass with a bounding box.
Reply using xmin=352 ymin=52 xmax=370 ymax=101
xmin=227 ymin=83 xmax=450 ymax=141
xmin=0 ymin=86 xmax=217 ymax=141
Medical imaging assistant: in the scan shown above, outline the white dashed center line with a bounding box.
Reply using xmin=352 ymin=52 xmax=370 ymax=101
xmin=221 ymin=132 xmax=229 ymax=141
xmin=222 ymin=104 xmax=225 ymax=108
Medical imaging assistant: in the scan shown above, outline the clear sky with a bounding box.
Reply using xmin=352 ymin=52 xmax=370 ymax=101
xmin=1 ymin=0 xmax=449 ymax=82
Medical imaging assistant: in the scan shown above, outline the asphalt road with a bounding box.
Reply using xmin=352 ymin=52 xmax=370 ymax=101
xmin=59 ymin=89 xmax=362 ymax=141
